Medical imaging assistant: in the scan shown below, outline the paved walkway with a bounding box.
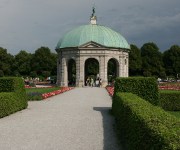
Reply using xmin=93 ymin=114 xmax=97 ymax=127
xmin=0 ymin=87 xmax=121 ymax=150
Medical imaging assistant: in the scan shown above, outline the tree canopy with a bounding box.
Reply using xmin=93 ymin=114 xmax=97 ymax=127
xmin=129 ymin=44 xmax=142 ymax=76
xmin=0 ymin=47 xmax=14 ymax=76
xmin=141 ymin=42 xmax=165 ymax=78
xmin=163 ymin=45 xmax=180 ymax=77
xmin=0 ymin=43 xmax=179 ymax=79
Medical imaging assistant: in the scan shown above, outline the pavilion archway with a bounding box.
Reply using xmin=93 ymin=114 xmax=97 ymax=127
xmin=68 ymin=59 xmax=76 ymax=86
xmin=107 ymin=58 xmax=119 ymax=85
xmin=84 ymin=58 xmax=99 ymax=86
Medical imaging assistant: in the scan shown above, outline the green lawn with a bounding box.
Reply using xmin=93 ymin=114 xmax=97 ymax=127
xmin=168 ymin=111 xmax=180 ymax=118
xmin=26 ymin=87 xmax=60 ymax=101
xmin=159 ymin=90 xmax=180 ymax=93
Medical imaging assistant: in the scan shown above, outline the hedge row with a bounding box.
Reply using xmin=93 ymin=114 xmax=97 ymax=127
xmin=0 ymin=77 xmax=28 ymax=118
xmin=159 ymin=90 xmax=180 ymax=111
xmin=114 ymin=77 xmax=159 ymax=105
xmin=112 ymin=92 xmax=180 ymax=150
xmin=0 ymin=78 xmax=14 ymax=92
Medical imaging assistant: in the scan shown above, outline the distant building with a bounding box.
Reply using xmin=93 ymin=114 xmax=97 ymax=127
xmin=56 ymin=8 xmax=130 ymax=87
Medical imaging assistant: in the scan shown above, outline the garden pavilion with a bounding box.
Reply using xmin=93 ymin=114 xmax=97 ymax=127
xmin=56 ymin=8 xmax=130 ymax=87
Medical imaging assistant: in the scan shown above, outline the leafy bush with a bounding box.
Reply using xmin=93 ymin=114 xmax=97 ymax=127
xmin=0 ymin=77 xmax=27 ymax=118
xmin=112 ymin=92 xmax=180 ymax=150
xmin=159 ymin=90 xmax=180 ymax=111
xmin=114 ymin=77 xmax=159 ymax=105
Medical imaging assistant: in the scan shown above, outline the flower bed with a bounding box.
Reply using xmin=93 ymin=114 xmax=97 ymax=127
xmin=42 ymin=87 xmax=74 ymax=99
xmin=25 ymin=85 xmax=53 ymax=88
xmin=159 ymin=86 xmax=180 ymax=91
xmin=106 ymin=86 xmax=114 ymax=96
xmin=25 ymin=85 xmax=31 ymax=88
xmin=107 ymin=85 xmax=180 ymax=97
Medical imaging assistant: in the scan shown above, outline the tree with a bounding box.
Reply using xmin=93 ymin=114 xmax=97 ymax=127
xmin=31 ymin=47 xmax=57 ymax=76
xmin=141 ymin=42 xmax=165 ymax=78
xmin=129 ymin=44 xmax=142 ymax=76
xmin=0 ymin=47 xmax=14 ymax=76
xmin=14 ymin=50 xmax=32 ymax=76
xmin=0 ymin=70 xmax=4 ymax=77
xmin=50 ymin=53 xmax=58 ymax=76
xmin=163 ymin=45 xmax=180 ymax=78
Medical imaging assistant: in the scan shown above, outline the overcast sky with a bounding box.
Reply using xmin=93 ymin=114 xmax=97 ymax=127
xmin=0 ymin=0 xmax=180 ymax=54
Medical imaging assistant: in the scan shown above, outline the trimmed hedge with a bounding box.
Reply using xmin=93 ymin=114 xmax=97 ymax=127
xmin=112 ymin=92 xmax=180 ymax=150
xmin=0 ymin=77 xmax=27 ymax=118
xmin=114 ymin=77 xmax=159 ymax=105
xmin=159 ymin=90 xmax=180 ymax=111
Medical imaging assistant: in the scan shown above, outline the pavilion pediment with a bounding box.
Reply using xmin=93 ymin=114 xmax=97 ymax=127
xmin=79 ymin=41 xmax=103 ymax=48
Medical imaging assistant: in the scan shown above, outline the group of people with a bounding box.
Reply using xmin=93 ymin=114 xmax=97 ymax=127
xmin=86 ymin=77 xmax=102 ymax=87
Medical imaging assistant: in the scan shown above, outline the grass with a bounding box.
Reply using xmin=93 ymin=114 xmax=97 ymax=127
xmin=159 ymin=90 xmax=180 ymax=93
xmin=168 ymin=111 xmax=180 ymax=118
xmin=26 ymin=87 xmax=60 ymax=101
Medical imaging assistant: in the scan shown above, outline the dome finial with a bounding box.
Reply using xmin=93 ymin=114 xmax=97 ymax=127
xmin=90 ymin=5 xmax=97 ymax=25
xmin=91 ymin=6 xmax=95 ymax=18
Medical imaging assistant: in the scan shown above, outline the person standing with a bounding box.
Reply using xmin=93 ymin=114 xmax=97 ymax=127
xmin=90 ymin=78 xmax=94 ymax=87
xmin=95 ymin=79 xmax=99 ymax=87
xmin=99 ymin=78 xmax=102 ymax=87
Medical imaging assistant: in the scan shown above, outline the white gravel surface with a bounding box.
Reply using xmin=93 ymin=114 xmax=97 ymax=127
xmin=0 ymin=87 xmax=121 ymax=150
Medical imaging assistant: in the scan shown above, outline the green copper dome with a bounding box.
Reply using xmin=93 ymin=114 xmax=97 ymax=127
xmin=56 ymin=24 xmax=130 ymax=49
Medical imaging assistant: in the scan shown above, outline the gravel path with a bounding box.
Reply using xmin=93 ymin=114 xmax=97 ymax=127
xmin=0 ymin=87 xmax=121 ymax=150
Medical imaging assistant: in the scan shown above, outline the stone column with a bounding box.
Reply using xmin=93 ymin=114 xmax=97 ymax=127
xmin=125 ymin=56 xmax=129 ymax=77
xmin=60 ymin=57 xmax=68 ymax=86
xmin=99 ymin=56 xmax=108 ymax=87
xmin=56 ymin=57 xmax=61 ymax=86
xmin=119 ymin=55 xmax=124 ymax=77
xmin=76 ymin=56 xmax=84 ymax=87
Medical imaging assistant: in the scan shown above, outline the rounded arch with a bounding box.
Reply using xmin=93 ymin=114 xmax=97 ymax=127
xmin=107 ymin=58 xmax=119 ymax=84
xmin=68 ymin=58 xmax=76 ymax=86
xmin=84 ymin=58 xmax=99 ymax=86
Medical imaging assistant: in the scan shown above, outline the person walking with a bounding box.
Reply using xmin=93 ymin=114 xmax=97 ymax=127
xmin=86 ymin=77 xmax=90 ymax=86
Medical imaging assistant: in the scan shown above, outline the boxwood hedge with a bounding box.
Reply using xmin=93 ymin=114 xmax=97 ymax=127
xmin=114 ymin=77 xmax=159 ymax=105
xmin=112 ymin=92 xmax=180 ymax=150
xmin=0 ymin=77 xmax=28 ymax=118
xmin=159 ymin=90 xmax=180 ymax=111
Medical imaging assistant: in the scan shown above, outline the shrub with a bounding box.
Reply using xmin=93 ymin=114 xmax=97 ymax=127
xmin=159 ymin=90 xmax=180 ymax=111
xmin=114 ymin=77 xmax=159 ymax=105
xmin=0 ymin=77 xmax=28 ymax=118
xmin=112 ymin=92 xmax=180 ymax=150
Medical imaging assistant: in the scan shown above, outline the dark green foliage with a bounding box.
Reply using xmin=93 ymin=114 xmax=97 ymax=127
xmin=0 ymin=47 xmax=15 ymax=76
xmin=31 ymin=47 xmax=57 ymax=76
xmin=163 ymin=45 xmax=180 ymax=77
xmin=0 ymin=70 xmax=4 ymax=77
xmin=159 ymin=90 xmax=180 ymax=111
xmin=114 ymin=77 xmax=159 ymax=105
xmin=0 ymin=78 xmax=14 ymax=92
xmin=169 ymin=111 xmax=180 ymax=118
xmin=0 ymin=77 xmax=28 ymax=118
xmin=112 ymin=92 xmax=180 ymax=150
xmin=141 ymin=42 xmax=166 ymax=78
xmin=14 ymin=50 xmax=32 ymax=76
xmin=129 ymin=44 xmax=142 ymax=76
